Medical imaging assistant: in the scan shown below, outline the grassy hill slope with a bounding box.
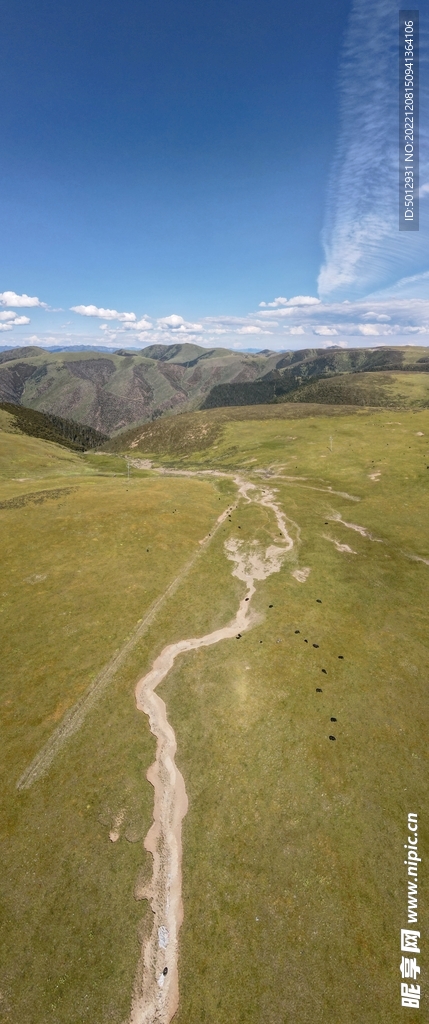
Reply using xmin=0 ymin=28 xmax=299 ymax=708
xmin=1 ymin=404 xmax=429 ymax=1023
xmin=2 ymin=343 xmax=429 ymax=434
xmin=284 ymin=370 xmax=429 ymax=408
xmin=0 ymin=402 xmax=108 ymax=450
xmin=202 ymin=346 xmax=429 ymax=408
xmin=0 ymin=422 xmax=233 ymax=1024
xmin=0 ymin=344 xmax=282 ymax=434
xmin=105 ymin=402 xmax=366 ymax=461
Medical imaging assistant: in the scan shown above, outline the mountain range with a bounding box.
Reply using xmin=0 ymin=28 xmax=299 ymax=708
xmin=0 ymin=342 xmax=428 ymax=435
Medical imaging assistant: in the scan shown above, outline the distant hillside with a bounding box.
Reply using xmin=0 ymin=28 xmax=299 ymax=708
xmin=201 ymin=346 xmax=429 ymax=409
xmin=0 ymin=402 xmax=108 ymax=450
xmin=284 ymin=371 xmax=429 ymax=409
xmin=105 ymin=402 xmax=365 ymax=460
xmin=0 ymin=344 xmax=285 ymax=434
xmin=1 ymin=343 xmax=429 ymax=433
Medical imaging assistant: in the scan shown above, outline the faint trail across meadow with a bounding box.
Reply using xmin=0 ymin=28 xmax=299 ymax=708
xmin=16 ymin=493 xmax=237 ymax=792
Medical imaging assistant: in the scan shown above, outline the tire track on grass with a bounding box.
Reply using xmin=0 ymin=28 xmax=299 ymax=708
xmin=16 ymin=498 xmax=237 ymax=792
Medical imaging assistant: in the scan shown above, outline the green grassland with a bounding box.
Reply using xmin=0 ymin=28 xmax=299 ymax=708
xmin=0 ymin=419 xmax=235 ymax=1024
xmin=119 ymin=404 xmax=429 ymax=1022
xmin=2 ymin=402 xmax=429 ymax=1022
xmin=285 ymin=370 xmax=429 ymax=408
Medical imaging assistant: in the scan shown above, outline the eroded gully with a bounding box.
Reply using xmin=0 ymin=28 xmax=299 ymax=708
xmin=129 ymin=471 xmax=299 ymax=1024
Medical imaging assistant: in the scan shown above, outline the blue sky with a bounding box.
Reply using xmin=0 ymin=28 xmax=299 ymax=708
xmin=1 ymin=0 xmax=428 ymax=350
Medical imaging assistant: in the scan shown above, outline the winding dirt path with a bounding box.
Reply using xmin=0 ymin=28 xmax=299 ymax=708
xmin=130 ymin=473 xmax=297 ymax=1024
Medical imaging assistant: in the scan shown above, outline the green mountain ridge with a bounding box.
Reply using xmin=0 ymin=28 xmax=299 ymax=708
xmin=1 ymin=343 xmax=429 ymax=434
xmin=202 ymin=345 xmax=429 ymax=408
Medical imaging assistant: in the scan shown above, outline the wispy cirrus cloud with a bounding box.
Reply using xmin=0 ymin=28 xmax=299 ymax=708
xmin=318 ymin=0 xmax=429 ymax=300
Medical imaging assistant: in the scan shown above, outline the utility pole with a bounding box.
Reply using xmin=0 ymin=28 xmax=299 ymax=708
xmin=329 ymin=436 xmax=333 ymax=452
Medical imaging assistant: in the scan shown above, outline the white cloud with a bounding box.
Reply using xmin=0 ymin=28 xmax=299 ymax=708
xmin=319 ymin=339 xmax=349 ymax=349
xmin=0 ymin=323 xmax=13 ymax=331
xmin=98 ymin=325 xmax=116 ymax=337
xmin=0 ymin=311 xmax=30 ymax=324
xmin=287 ymin=295 xmax=320 ymax=307
xmin=253 ymin=295 xmax=429 ymax=339
xmin=362 ymin=311 xmax=390 ymax=322
xmin=0 ymin=310 xmax=31 ymax=327
xmin=266 ymin=307 xmax=296 ymax=317
xmin=174 ymin=325 xmax=201 ymax=334
xmin=157 ymin=314 xmax=202 ymax=332
xmin=0 ymin=291 xmax=46 ymax=308
xmin=259 ymin=296 xmax=288 ymax=308
xmin=235 ymin=326 xmax=264 ymax=335
xmin=9 ymin=288 xmax=429 ymax=352
xmin=259 ymin=295 xmax=320 ymax=309
xmin=358 ymin=324 xmax=379 ymax=336
xmin=158 ymin=314 xmax=186 ymax=328
xmin=128 ymin=318 xmax=153 ymax=331
xmin=71 ymin=304 xmax=137 ymax=322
